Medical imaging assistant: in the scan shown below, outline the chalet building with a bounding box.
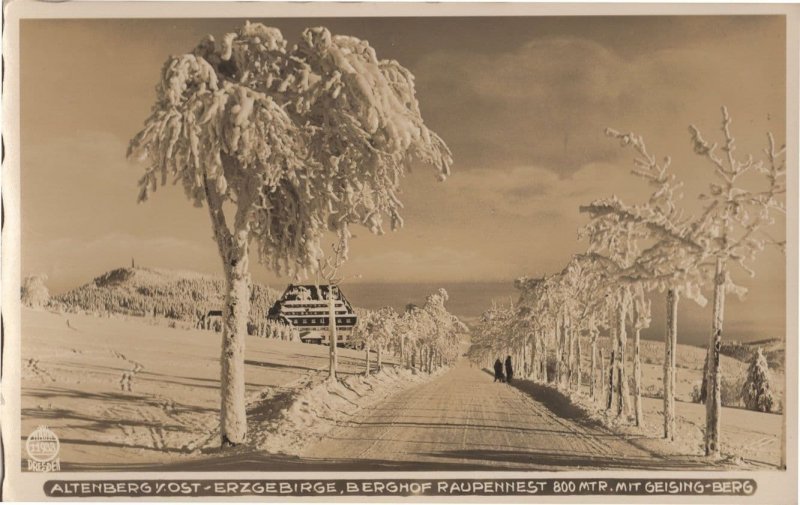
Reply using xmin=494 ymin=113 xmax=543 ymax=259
xmin=267 ymin=284 xmax=358 ymax=345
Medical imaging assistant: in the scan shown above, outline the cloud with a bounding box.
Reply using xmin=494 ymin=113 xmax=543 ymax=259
xmin=415 ymin=38 xmax=637 ymax=173
xmin=414 ymin=31 xmax=784 ymax=175
xmin=25 ymin=232 xmax=218 ymax=293
xmin=438 ymin=161 xmax=649 ymax=220
xmin=340 ymin=244 xmax=516 ymax=283
xmin=21 ymin=130 xmax=216 ymax=291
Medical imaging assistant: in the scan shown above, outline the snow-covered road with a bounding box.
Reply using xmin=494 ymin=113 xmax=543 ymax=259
xmin=301 ymin=360 xmax=698 ymax=470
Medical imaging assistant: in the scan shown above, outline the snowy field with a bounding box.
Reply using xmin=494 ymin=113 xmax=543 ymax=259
xmin=19 ymin=307 xmax=784 ymax=471
xmin=20 ymin=307 xmax=408 ymax=470
xmin=562 ymin=338 xmax=785 ymax=468
xmin=568 ymin=389 xmax=783 ymax=469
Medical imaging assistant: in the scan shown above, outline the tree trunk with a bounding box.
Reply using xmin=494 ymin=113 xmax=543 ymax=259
xmin=633 ymin=326 xmax=643 ymax=427
xmin=599 ymin=347 xmax=606 ymax=406
xmin=219 ymin=245 xmax=249 ymax=446
xmin=556 ymin=314 xmax=564 ymax=387
xmin=705 ymin=258 xmax=725 ymax=457
xmin=540 ymin=335 xmax=547 ymax=382
xmin=377 ymin=345 xmax=383 ymax=371
xmin=204 ymin=177 xmax=250 ymax=447
xmin=664 ymin=288 xmax=679 ymax=440
xmin=608 ymin=313 xmax=618 ymax=411
xmin=327 ymin=286 xmax=338 ymax=381
xmin=606 ymin=349 xmax=614 ymax=410
xmin=616 ymin=296 xmax=628 ymax=418
xmin=426 ymin=348 xmax=431 ymax=372
xmin=590 ymin=328 xmax=597 ymax=400
xmin=576 ymin=329 xmax=583 ymax=393
xmin=365 ymin=344 xmax=371 ymax=376
xmin=529 ymin=335 xmax=538 ymax=381
xmin=567 ymin=315 xmax=575 ymax=391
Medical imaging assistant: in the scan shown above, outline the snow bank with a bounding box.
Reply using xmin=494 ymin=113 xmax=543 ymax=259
xmin=242 ymin=366 xmax=439 ymax=456
xmin=522 ymin=379 xmax=782 ymax=468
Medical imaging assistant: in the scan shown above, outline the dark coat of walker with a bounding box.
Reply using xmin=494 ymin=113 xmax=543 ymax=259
xmin=505 ymin=356 xmax=514 ymax=384
xmin=493 ymin=359 xmax=505 ymax=383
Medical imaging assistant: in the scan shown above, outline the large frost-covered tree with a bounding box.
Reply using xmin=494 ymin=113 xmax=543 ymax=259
xmin=688 ymin=107 xmax=784 ymax=457
xmin=601 ymin=128 xmax=707 ymax=438
xmin=128 ymin=22 xmax=452 ymax=446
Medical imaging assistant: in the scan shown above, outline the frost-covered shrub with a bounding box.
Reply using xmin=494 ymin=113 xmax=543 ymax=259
xmin=643 ymin=383 xmax=663 ymax=399
xmin=262 ymin=319 xmax=296 ymax=341
xmin=721 ymin=376 xmax=743 ymax=407
xmin=691 ymin=375 xmax=742 ymax=407
xmin=21 ymin=274 xmax=50 ymax=308
xmin=741 ymin=348 xmax=774 ymax=413
xmin=691 ymin=382 xmax=703 ymax=404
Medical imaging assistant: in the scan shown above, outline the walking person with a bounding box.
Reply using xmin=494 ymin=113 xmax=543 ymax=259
xmin=505 ymin=355 xmax=514 ymax=384
xmin=493 ymin=358 xmax=505 ymax=383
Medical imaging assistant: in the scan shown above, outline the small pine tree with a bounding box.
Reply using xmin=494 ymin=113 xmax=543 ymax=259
xmin=742 ymin=348 xmax=774 ymax=413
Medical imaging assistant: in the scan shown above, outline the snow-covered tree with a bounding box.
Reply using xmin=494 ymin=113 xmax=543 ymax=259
xmin=314 ymin=236 xmax=357 ymax=380
xmin=741 ymin=348 xmax=774 ymax=413
xmin=688 ymin=107 xmax=785 ymax=457
xmin=352 ymin=306 xmax=398 ymax=374
xmin=578 ymin=205 xmax=647 ymax=418
xmin=21 ymin=274 xmax=50 ymax=309
xmin=513 ymin=277 xmax=547 ymax=382
xmin=395 ymin=308 xmax=420 ymax=369
xmin=420 ymin=289 xmax=466 ymax=370
xmin=470 ymin=300 xmax=516 ymax=371
xmin=600 ymin=128 xmax=707 ymax=437
xmin=630 ymin=284 xmax=651 ymax=426
xmin=128 ymin=22 xmax=452 ymax=446
xmin=561 ymin=257 xmax=612 ymax=394
xmin=516 ymin=273 xmax=568 ymax=385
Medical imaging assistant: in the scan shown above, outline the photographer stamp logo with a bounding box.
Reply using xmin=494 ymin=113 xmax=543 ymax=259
xmin=26 ymin=425 xmax=60 ymax=472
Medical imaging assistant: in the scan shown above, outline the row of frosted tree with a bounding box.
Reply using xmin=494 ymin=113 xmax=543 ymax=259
xmin=351 ymin=288 xmax=466 ymax=375
xmin=469 ymin=108 xmax=785 ymax=459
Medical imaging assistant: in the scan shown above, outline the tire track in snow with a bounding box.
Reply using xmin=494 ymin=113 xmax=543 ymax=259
xmin=304 ymin=360 xmax=672 ymax=469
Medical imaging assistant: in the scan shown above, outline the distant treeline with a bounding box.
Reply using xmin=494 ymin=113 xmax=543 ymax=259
xmin=719 ymin=340 xmax=784 ymax=372
xmin=53 ymin=267 xmax=280 ymax=325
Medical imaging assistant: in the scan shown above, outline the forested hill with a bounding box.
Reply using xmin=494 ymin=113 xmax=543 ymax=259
xmin=54 ymin=267 xmax=281 ymax=324
xmin=720 ymin=338 xmax=785 ymax=371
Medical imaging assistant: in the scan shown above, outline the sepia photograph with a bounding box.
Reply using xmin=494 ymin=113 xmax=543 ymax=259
xmin=1 ymin=1 xmax=798 ymax=502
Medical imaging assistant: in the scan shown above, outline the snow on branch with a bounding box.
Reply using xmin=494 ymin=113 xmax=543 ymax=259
xmin=128 ymin=22 xmax=454 ymax=280
xmin=689 ymin=106 xmax=786 ymax=289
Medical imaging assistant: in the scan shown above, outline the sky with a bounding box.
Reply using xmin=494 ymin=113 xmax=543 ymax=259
xmin=19 ymin=16 xmax=788 ymax=343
